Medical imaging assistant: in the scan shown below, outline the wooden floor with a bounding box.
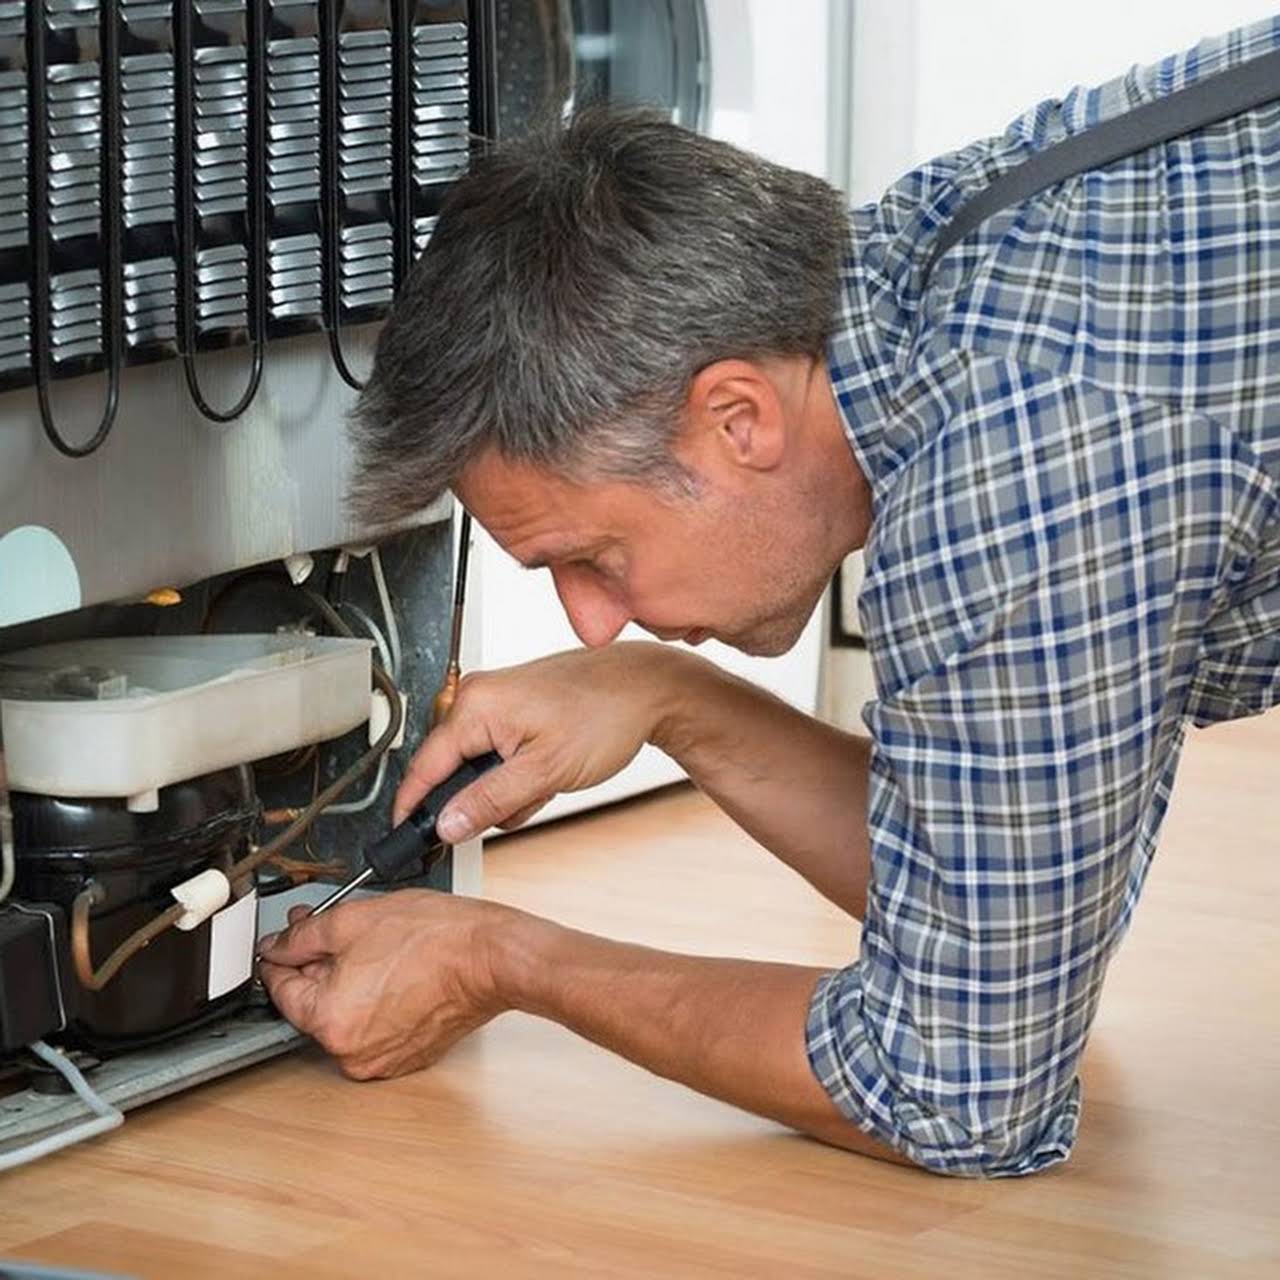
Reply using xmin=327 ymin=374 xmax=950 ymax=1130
xmin=2 ymin=712 xmax=1277 ymax=1279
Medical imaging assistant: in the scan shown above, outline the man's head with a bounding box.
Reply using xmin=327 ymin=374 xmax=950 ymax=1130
xmin=351 ymin=106 xmax=867 ymax=655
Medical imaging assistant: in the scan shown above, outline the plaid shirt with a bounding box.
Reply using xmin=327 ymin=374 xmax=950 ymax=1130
xmin=808 ymin=18 xmax=1280 ymax=1176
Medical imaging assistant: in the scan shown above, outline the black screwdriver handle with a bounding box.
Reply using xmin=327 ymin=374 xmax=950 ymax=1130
xmin=364 ymin=750 xmax=503 ymax=881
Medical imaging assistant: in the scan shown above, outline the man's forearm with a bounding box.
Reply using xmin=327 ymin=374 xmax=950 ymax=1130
xmin=644 ymin=646 xmax=872 ymax=918
xmin=486 ymin=910 xmax=906 ymax=1166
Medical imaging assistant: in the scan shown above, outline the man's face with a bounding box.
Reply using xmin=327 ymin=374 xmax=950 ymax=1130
xmin=455 ymin=449 xmax=835 ymax=657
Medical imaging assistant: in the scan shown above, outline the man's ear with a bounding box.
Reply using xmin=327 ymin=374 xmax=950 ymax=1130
xmin=683 ymin=359 xmax=787 ymax=473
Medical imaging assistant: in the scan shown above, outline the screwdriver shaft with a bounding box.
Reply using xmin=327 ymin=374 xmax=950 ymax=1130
xmin=304 ymin=750 xmax=501 ymax=919
xmin=309 ymin=865 xmax=376 ymax=916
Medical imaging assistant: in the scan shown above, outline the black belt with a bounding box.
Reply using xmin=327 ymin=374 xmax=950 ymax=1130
xmin=921 ymin=45 xmax=1280 ymax=287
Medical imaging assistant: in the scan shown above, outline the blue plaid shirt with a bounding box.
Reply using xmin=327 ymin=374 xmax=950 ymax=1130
xmin=807 ymin=19 xmax=1280 ymax=1176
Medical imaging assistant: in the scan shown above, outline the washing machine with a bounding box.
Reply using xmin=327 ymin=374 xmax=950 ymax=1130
xmin=476 ymin=0 xmax=850 ymax=824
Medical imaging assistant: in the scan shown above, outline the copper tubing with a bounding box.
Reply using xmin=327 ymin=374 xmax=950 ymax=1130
xmin=259 ymin=852 xmax=347 ymax=883
xmin=261 ymin=807 xmax=302 ymax=826
xmin=431 ymin=510 xmax=473 ymax=728
xmin=226 ymin=662 xmax=402 ymax=883
xmin=431 ymin=665 xmax=460 ymax=727
xmin=68 ymin=662 xmax=404 ymax=993
xmin=71 ymin=884 xmax=186 ymax=993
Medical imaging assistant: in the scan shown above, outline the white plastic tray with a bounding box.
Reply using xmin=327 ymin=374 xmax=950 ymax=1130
xmin=0 ymin=635 xmax=372 ymax=806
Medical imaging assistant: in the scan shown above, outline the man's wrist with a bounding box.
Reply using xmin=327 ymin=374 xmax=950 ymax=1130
xmin=628 ymin=642 xmax=718 ymax=758
xmin=477 ymin=901 xmax=561 ymax=1019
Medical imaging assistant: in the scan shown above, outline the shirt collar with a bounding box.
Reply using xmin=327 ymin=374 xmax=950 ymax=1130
xmin=825 ymin=207 xmax=919 ymax=509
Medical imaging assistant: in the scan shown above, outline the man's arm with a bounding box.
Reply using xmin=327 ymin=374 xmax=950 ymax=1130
xmin=396 ymin=642 xmax=872 ymax=918
xmin=489 ymin=909 xmax=905 ymax=1162
xmin=802 ymin=360 xmax=1259 ymax=1177
xmin=258 ymin=892 xmax=907 ymax=1167
xmin=650 ymin=651 xmax=874 ymax=919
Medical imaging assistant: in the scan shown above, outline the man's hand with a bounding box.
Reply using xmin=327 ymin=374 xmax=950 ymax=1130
xmin=394 ymin=641 xmax=683 ymax=839
xmin=399 ymin=637 xmax=874 ymax=920
xmin=259 ymin=888 xmax=905 ymax=1167
xmin=257 ymin=892 xmax=511 ymax=1080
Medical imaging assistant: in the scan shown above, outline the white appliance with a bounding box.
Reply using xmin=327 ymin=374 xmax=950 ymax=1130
xmin=476 ymin=0 xmax=850 ymax=824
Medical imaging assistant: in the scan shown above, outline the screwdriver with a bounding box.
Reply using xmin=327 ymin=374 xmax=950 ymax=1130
xmin=309 ymin=750 xmax=502 ymax=916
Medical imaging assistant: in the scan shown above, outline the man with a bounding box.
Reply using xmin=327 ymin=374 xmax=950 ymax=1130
xmin=259 ymin=19 xmax=1280 ymax=1177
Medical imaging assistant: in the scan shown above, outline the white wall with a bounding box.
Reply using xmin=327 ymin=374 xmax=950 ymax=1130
xmin=704 ymin=0 xmax=835 ymax=176
xmin=824 ymin=0 xmax=1280 ymax=730
xmin=846 ymin=0 xmax=1280 ymax=203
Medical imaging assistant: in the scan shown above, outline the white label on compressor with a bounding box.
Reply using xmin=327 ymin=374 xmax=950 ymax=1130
xmin=208 ymin=889 xmax=258 ymax=1001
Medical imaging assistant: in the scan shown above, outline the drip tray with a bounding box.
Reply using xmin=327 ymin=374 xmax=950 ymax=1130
xmin=0 ymin=1001 xmax=303 ymax=1154
xmin=0 ymin=883 xmax=366 ymax=1163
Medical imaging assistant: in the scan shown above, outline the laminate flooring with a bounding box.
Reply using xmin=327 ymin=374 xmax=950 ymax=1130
xmin=3 ymin=711 xmax=1277 ymax=1278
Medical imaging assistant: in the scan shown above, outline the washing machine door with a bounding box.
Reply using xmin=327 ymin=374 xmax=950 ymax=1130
xmin=494 ymin=0 xmax=708 ymax=137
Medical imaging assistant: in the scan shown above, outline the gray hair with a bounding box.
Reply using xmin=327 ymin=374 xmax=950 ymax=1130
xmin=348 ymin=105 xmax=849 ymax=524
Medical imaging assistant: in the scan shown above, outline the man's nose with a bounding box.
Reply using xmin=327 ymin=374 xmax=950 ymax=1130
xmin=550 ymin=565 xmax=630 ymax=648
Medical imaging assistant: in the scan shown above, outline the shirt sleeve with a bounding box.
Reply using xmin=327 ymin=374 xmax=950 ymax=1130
xmin=807 ymin=354 xmax=1279 ymax=1176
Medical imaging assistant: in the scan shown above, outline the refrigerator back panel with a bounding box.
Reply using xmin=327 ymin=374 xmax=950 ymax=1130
xmin=0 ymin=0 xmax=472 ymax=393
xmin=0 ymin=0 xmax=483 ymax=623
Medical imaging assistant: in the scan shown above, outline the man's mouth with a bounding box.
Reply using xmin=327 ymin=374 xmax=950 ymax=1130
xmin=639 ymin=623 xmax=713 ymax=646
